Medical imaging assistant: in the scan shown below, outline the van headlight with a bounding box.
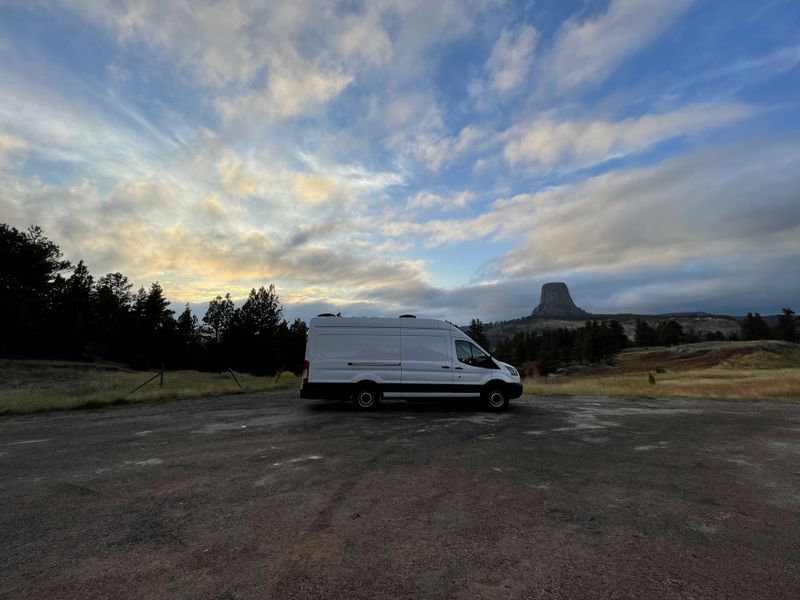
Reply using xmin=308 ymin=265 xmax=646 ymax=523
xmin=506 ymin=365 xmax=519 ymax=377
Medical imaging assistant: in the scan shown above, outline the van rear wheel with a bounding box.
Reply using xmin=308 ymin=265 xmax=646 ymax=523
xmin=484 ymin=387 xmax=509 ymax=411
xmin=353 ymin=385 xmax=380 ymax=410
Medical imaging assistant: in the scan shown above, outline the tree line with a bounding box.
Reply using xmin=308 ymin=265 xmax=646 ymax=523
xmin=478 ymin=308 xmax=798 ymax=378
xmin=634 ymin=311 xmax=798 ymax=346
xmin=0 ymin=224 xmax=306 ymax=375
xmin=477 ymin=319 xmax=629 ymax=377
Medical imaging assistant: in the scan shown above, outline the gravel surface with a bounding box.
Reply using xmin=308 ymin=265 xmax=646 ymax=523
xmin=2 ymin=393 xmax=800 ymax=599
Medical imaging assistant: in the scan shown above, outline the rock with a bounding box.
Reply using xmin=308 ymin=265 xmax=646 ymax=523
xmin=531 ymin=282 xmax=589 ymax=320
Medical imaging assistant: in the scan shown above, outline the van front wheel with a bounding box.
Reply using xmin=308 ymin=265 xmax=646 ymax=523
xmin=484 ymin=387 xmax=509 ymax=411
xmin=353 ymin=385 xmax=380 ymax=410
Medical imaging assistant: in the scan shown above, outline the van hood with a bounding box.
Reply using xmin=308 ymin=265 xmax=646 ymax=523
xmin=495 ymin=360 xmax=520 ymax=377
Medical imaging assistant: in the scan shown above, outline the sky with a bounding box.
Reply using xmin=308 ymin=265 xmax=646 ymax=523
xmin=0 ymin=0 xmax=799 ymax=324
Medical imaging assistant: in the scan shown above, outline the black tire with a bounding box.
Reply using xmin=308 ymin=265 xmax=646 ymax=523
xmin=484 ymin=387 xmax=509 ymax=411
xmin=353 ymin=385 xmax=380 ymax=410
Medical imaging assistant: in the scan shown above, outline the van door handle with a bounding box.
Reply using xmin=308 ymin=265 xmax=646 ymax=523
xmin=441 ymin=365 xmax=450 ymax=369
xmin=454 ymin=366 xmax=463 ymax=370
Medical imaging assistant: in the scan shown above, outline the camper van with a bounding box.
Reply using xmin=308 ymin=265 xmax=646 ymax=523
xmin=300 ymin=316 xmax=523 ymax=410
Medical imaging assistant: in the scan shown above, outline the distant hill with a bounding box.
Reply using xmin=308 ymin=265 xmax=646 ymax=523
xmin=482 ymin=282 xmax=748 ymax=344
xmin=483 ymin=313 xmax=742 ymax=344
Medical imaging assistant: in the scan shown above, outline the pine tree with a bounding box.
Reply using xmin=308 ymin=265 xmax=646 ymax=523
xmin=775 ymin=307 xmax=797 ymax=343
xmin=53 ymin=260 xmax=95 ymax=358
xmin=0 ymin=224 xmax=72 ymax=355
xmin=202 ymin=293 xmax=235 ymax=344
xmin=95 ymin=272 xmax=133 ymax=360
xmin=741 ymin=312 xmax=770 ymax=341
xmin=240 ymin=285 xmax=283 ymax=336
xmin=467 ymin=318 xmax=491 ymax=350
xmin=634 ymin=319 xmax=656 ymax=347
xmin=177 ymin=304 xmax=199 ymax=346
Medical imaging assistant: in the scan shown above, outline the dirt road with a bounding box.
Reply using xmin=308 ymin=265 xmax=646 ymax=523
xmin=2 ymin=393 xmax=799 ymax=599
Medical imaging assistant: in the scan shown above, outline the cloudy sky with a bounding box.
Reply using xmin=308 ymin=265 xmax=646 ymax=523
xmin=1 ymin=0 xmax=798 ymax=323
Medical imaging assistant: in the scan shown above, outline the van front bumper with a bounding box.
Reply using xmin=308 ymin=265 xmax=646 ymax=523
xmin=507 ymin=382 xmax=524 ymax=399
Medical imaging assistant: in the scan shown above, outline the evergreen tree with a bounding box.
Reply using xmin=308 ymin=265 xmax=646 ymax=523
xmin=174 ymin=304 xmax=200 ymax=368
xmin=131 ymin=282 xmax=175 ymax=367
xmin=741 ymin=312 xmax=770 ymax=341
xmin=537 ymin=332 xmax=560 ymax=377
xmin=176 ymin=304 xmax=199 ymax=346
xmin=230 ymin=286 xmax=285 ymax=374
xmin=655 ymin=320 xmax=684 ymax=346
xmin=467 ymin=318 xmax=491 ymax=350
xmin=284 ymin=318 xmax=308 ymax=374
xmin=607 ymin=320 xmax=629 ymax=354
xmin=95 ymin=272 xmax=134 ymax=361
xmin=0 ymin=224 xmax=71 ymax=355
xmin=775 ymin=307 xmax=797 ymax=343
xmin=52 ymin=260 xmax=95 ymax=358
xmin=581 ymin=321 xmax=604 ymax=363
xmin=240 ymin=285 xmax=283 ymax=335
xmin=202 ymin=293 xmax=235 ymax=344
xmin=634 ymin=319 xmax=657 ymax=347
xmin=96 ymin=272 xmax=133 ymax=311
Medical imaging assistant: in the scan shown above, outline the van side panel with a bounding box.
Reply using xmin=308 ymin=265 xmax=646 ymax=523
xmin=400 ymin=329 xmax=452 ymax=398
xmin=310 ymin=327 xmax=401 ymax=390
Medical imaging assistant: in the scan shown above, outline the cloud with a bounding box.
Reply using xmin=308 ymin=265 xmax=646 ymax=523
xmin=284 ymin=220 xmax=344 ymax=248
xmin=216 ymin=62 xmax=354 ymax=123
xmin=73 ymin=0 xmax=264 ymax=87
xmin=486 ymin=25 xmax=539 ymax=94
xmin=102 ymin=177 xmax=178 ymax=218
xmin=197 ymin=194 xmax=229 ymax=221
xmin=381 ymin=139 xmax=800 ymax=280
xmin=411 ymin=124 xmax=489 ymax=172
xmin=217 ymin=157 xmax=260 ymax=197
xmin=0 ymin=133 xmax=27 ymax=167
xmin=335 ymin=11 xmax=393 ymax=66
xmin=493 ymin=140 xmax=800 ymax=277
xmin=0 ymin=62 xmax=176 ymax=179
xmin=291 ymin=173 xmax=338 ymax=205
xmin=407 ymin=190 xmax=477 ymax=212
xmin=546 ymin=0 xmax=695 ymax=91
xmin=69 ymin=0 xmax=499 ymax=128
xmin=503 ymin=103 xmax=754 ymax=170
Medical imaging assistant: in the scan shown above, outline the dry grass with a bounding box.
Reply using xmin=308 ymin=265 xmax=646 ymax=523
xmin=523 ymin=341 xmax=800 ymax=401
xmin=0 ymin=359 xmax=299 ymax=415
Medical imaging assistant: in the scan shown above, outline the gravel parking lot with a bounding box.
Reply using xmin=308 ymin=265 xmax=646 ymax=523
xmin=2 ymin=393 xmax=800 ymax=599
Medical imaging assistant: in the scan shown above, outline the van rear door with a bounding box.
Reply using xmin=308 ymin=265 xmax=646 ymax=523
xmin=400 ymin=329 xmax=452 ymax=398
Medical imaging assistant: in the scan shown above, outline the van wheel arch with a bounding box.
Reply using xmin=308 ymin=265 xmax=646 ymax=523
xmin=352 ymin=381 xmax=381 ymax=410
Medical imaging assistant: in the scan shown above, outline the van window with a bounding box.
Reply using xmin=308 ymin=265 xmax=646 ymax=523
xmin=455 ymin=340 xmax=490 ymax=366
xmin=401 ymin=335 xmax=448 ymax=362
xmin=317 ymin=334 xmax=400 ymax=361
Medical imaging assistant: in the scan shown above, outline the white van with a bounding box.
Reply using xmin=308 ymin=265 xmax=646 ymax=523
xmin=300 ymin=316 xmax=523 ymax=410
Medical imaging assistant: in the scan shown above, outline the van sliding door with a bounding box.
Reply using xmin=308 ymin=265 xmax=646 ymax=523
xmin=400 ymin=330 xmax=452 ymax=398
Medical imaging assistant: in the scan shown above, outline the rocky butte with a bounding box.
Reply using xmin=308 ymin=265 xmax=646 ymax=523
xmin=531 ymin=282 xmax=590 ymax=320
xmin=481 ymin=281 xmax=742 ymax=344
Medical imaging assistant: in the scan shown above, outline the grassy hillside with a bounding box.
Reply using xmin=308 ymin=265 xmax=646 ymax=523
xmin=523 ymin=340 xmax=800 ymax=401
xmin=0 ymin=360 xmax=299 ymax=415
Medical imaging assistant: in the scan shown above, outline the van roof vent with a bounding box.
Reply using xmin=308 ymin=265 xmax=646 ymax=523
xmin=399 ymin=314 xmax=416 ymax=318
